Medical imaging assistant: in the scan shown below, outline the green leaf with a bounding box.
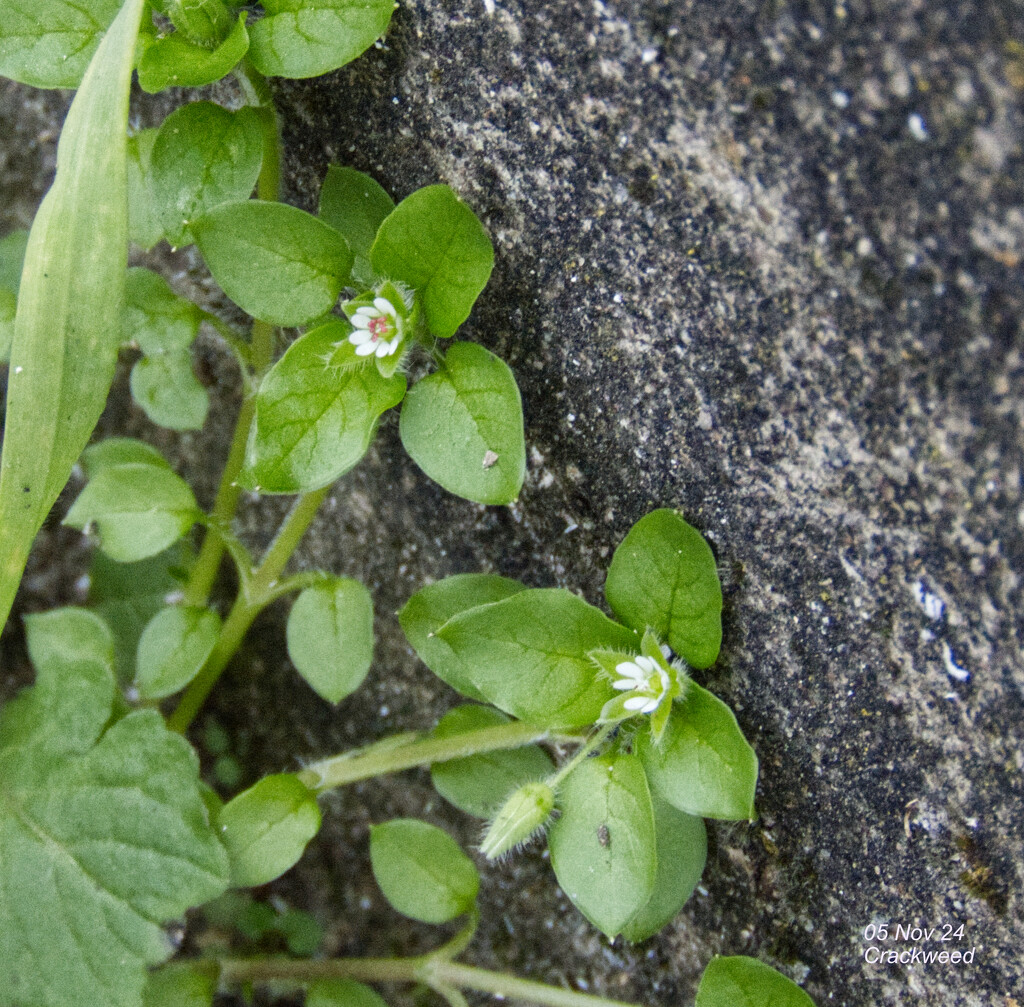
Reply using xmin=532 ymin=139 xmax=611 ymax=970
xmin=248 ymin=0 xmax=395 ymax=79
xmin=319 ymin=166 xmax=394 ymax=286
xmin=605 ymin=509 xmax=723 ymax=669
xmin=430 ymin=705 xmax=554 ymax=818
xmin=143 ymin=962 xmax=216 ymax=1007
xmin=81 ymin=437 xmax=172 ymax=479
xmin=371 ymin=186 xmax=494 ymax=338
xmin=124 ymin=267 xmax=202 ymax=354
xmin=399 ymin=574 xmax=527 ymax=701
xmin=286 ymin=577 xmax=374 ymax=704
xmin=138 ymin=13 xmax=249 ymax=93
xmin=0 ymin=649 xmax=229 ymax=1007
xmin=216 ymin=774 xmax=322 ymax=888
xmin=547 ymin=753 xmax=657 ymax=938
xmin=0 ymin=229 xmax=28 ymax=361
xmin=193 ymin=201 xmax=353 ymax=325
xmin=696 ymin=956 xmax=817 ymax=1007
xmin=635 ymin=681 xmax=758 ymax=820
xmin=369 ymin=819 xmax=479 ymax=924
xmin=241 ymin=323 xmax=405 ymax=493
xmin=89 ymin=544 xmax=191 ymax=681
xmin=127 ymin=129 xmax=163 ymax=251
xmin=64 ymin=462 xmax=201 ymax=563
xmin=308 ymin=978 xmax=389 ymax=1007
xmin=275 ymin=909 xmax=323 ymax=955
xmin=400 ymin=342 xmax=525 ymax=505
xmin=154 ymin=0 xmax=234 ymax=46
xmin=435 ymin=588 xmax=639 ymax=728
xmin=135 ymin=605 xmax=221 ymax=700
xmin=0 ymin=288 xmax=16 ymax=362
xmin=0 ymin=0 xmax=148 ymax=633
xmin=24 ymin=607 xmax=114 ymax=673
xmin=0 ymin=0 xmax=123 ymax=89
xmin=151 ymin=103 xmax=264 ymax=249
xmin=131 ymin=352 xmax=210 ymax=431
xmin=620 ymin=795 xmax=706 ymax=942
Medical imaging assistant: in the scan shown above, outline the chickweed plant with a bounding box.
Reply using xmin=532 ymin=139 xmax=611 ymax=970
xmin=0 ymin=4 xmax=817 ymax=1007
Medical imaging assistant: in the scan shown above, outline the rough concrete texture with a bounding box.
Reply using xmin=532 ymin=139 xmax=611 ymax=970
xmin=3 ymin=1 xmax=1024 ymax=1005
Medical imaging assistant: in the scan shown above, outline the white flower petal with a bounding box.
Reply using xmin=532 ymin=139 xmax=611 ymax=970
xmin=615 ymin=661 xmax=646 ymax=681
xmin=640 ymin=697 xmax=660 ymax=713
xmin=635 ymin=656 xmax=658 ymax=674
xmin=623 ymin=695 xmax=651 ymax=712
xmin=353 ymin=306 xmax=377 ymax=320
xmin=375 ymin=340 xmax=391 ymax=357
xmin=373 ymin=296 xmax=396 ymax=317
xmin=612 ymin=679 xmax=637 ymax=691
xmin=349 ymin=329 xmax=373 ymax=345
xmin=657 ymin=667 xmax=671 ymax=691
xmin=354 ymin=341 xmax=377 ymax=356
xmin=387 ymin=336 xmax=402 ymax=353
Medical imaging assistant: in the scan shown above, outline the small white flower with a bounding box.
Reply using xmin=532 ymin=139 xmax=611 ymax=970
xmin=349 ymin=296 xmax=403 ymax=358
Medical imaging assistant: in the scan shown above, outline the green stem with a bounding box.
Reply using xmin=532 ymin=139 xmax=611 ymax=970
xmin=546 ymin=723 xmax=615 ymax=788
xmin=217 ymin=956 xmax=641 ymax=1007
xmin=169 ymin=488 xmax=329 ymax=732
xmin=431 ymin=962 xmax=640 ymax=1007
xmin=182 ymin=393 xmax=256 ymax=606
xmin=298 ymin=721 xmax=561 ymax=793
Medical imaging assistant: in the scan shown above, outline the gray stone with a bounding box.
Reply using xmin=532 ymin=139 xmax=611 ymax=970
xmin=2 ymin=1 xmax=1023 ymax=1005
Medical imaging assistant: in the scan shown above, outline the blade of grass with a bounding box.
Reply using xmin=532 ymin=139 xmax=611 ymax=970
xmin=0 ymin=0 xmax=147 ymax=630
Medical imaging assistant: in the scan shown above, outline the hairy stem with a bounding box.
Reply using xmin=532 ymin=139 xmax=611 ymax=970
xmin=170 ymin=488 xmax=329 ymax=732
xmin=218 ymin=956 xmax=642 ymax=1007
xmin=297 ymin=721 xmax=563 ymax=792
xmin=184 ymin=63 xmax=281 ymax=606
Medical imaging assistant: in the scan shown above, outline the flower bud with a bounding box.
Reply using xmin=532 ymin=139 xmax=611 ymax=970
xmin=479 ymin=782 xmax=555 ymax=860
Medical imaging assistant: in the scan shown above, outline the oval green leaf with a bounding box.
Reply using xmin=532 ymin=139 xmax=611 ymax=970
xmin=0 ymin=0 xmax=123 ymax=89
xmin=143 ymin=962 xmax=216 ymax=1007
xmin=24 ymin=607 xmax=114 ymax=674
xmin=135 ymin=605 xmax=221 ymax=700
xmin=0 ymin=229 xmax=28 ymax=360
xmin=605 ymin=509 xmax=723 ymax=669
xmin=400 ymin=341 xmax=525 ymax=505
xmin=81 ymin=437 xmax=172 ymax=479
xmin=620 ymin=795 xmax=706 ymax=942
xmin=241 ymin=323 xmax=406 ymax=493
xmin=696 ymin=956 xmax=817 ymax=1007
xmin=430 ymin=705 xmax=554 ymax=819
xmin=0 ymin=0 xmax=147 ymax=632
xmin=124 ymin=267 xmax=202 ymax=354
xmin=249 ymin=0 xmax=394 ymax=79
xmin=63 ymin=462 xmax=201 ymax=563
xmin=319 ymin=166 xmax=395 ymax=286
xmin=151 ymin=103 xmax=264 ymax=248
xmin=286 ymin=577 xmax=374 ymax=704
xmin=369 ymin=819 xmax=479 ymax=924
xmin=193 ymin=201 xmax=353 ymax=325
xmin=138 ymin=13 xmax=249 ymax=94
xmin=398 ymin=573 xmax=527 ymax=701
xmin=127 ymin=129 xmax=163 ymax=251
xmin=307 ymin=979 xmax=389 ymax=1007
xmin=131 ymin=352 xmax=210 ymax=431
xmin=216 ymin=774 xmax=322 ymax=888
xmin=434 ymin=588 xmax=639 ymax=728
xmin=371 ymin=185 xmax=494 ymax=338
xmin=548 ymin=753 xmax=657 ymax=938
xmin=635 ymin=681 xmax=758 ymax=821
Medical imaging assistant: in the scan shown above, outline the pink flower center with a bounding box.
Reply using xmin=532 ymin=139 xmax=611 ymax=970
xmin=368 ymin=316 xmax=391 ymax=340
